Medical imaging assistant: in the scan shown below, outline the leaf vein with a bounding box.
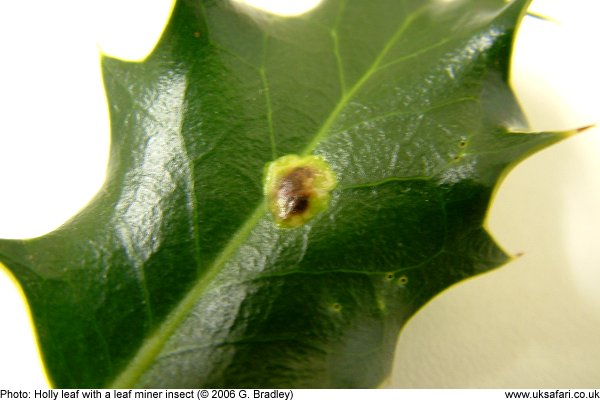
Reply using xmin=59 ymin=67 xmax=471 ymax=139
xmin=301 ymin=5 xmax=428 ymax=154
xmin=108 ymin=203 xmax=267 ymax=388
xmin=335 ymin=96 xmax=478 ymax=135
xmin=377 ymin=36 xmax=456 ymax=73
xmin=179 ymin=83 xmax=203 ymax=278
xmin=339 ymin=175 xmax=432 ymax=190
xmin=331 ymin=0 xmax=347 ymax=96
xmin=260 ymin=34 xmax=277 ymax=159
xmin=250 ymin=264 xmax=425 ymax=281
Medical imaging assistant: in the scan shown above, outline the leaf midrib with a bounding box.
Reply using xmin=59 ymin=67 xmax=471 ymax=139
xmin=108 ymin=5 xmax=427 ymax=388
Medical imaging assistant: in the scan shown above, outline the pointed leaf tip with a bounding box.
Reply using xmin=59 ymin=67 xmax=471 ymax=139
xmin=546 ymin=124 xmax=596 ymax=140
xmin=525 ymin=11 xmax=559 ymax=24
xmin=576 ymin=124 xmax=595 ymax=134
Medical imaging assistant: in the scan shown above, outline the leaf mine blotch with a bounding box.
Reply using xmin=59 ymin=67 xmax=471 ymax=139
xmin=264 ymin=154 xmax=336 ymax=228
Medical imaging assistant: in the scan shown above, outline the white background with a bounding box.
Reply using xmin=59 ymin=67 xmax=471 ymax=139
xmin=0 ymin=0 xmax=598 ymax=388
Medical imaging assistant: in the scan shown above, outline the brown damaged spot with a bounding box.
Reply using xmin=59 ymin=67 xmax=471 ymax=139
xmin=264 ymin=154 xmax=336 ymax=228
xmin=276 ymin=167 xmax=315 ymax=220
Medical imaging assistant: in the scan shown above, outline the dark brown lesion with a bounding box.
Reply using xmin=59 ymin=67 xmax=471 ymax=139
xmin=276 ymin=166 xmax=315 ymax=219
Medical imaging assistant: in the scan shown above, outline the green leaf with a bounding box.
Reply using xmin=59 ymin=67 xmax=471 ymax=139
xmin=0 ymin=0 xmax=574 ymax=388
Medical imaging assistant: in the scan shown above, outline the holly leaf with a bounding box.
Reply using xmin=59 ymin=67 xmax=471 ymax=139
xmin=0 ymin=0 xmax=573 ymax=388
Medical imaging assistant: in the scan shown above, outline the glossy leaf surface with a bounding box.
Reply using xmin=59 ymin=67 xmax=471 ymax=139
xmin=0 ymin=0 xmax=569 ymax=388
